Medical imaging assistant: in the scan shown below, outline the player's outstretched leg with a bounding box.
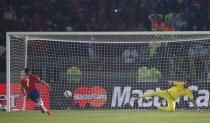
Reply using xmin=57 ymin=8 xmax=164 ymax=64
xmin=157 ymin=99 xmax=175 ymax=112
xmin=133 ymin=91 xmax=176 ymax=112
xmin=134 ymin=91 xmax=166 ymax=99
xmin=36 ymin=98 xmax=51 ymax=115
xmin=157 ymin=106 xmax=172 ymax=111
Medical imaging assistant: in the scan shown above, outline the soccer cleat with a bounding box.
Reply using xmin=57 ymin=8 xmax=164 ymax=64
xmin=47 ymin=110 xmax=51 ymax=115
xmin=39 ymin=107 xmax=45 ymax=113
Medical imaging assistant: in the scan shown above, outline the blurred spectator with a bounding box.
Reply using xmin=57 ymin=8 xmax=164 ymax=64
xmin=52 ymin=12 xmax=65 ymax=31
xmin=2 ymin=4 xmax=16 ymax=21
xmin=31 ymin=13 xmax=43 ymax=31
xmin=87 ymin=15 xmax=97 ymax=31
xmin=149 ymin=12 xmax=176 ymax=31
xmin=122 ymin=48 xmax=138 ymax=64
xmin=0 ymin=45 xmax=5 ymax=57
xmin=96 ymin=8 xmax=108 ymax=31
xmin=175 ymin=11 xmax=188 ymax=30
xmin=148 ymin=13 xmax=164 ymax=31
xmin=18 ymin=15 xmax=32 ymax=31
xmin=164 ymin=23 xmax=176 ymax=31
xmin=0 ymin=35 xmax=5 ymax=57
xmin=136 ymin=23 xmax=147 ymax=31
xmin=126 ymin=7 xmax=138 ymax=30
xmin=43 ymin=18 xmax=57 ymax=31
xmin=110 ymin=12 xmax=123 ymax=31
xmin=164 ymin=9 xmax=174 ymax=26
xmin=194 ymin=45 xmax=209 ymax=57
xmin=0 ymin=0 xmax=208 ymax=32
xmin=0 ymin=33 xmax=6 ymax=58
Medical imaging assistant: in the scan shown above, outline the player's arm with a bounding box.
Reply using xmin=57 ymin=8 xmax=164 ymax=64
xmin=186 ymin=89 xmax=201 ymax=111
xmin=168 ymin=80 xmax=183 ymax=87
xmin=189 ymin=98 xmax=202 ymax=112
xmin=37 ymin=76 xmax=50 ymax=89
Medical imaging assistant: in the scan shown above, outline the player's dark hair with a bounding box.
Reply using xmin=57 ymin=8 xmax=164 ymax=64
xmin=24 ymin=68 xmax=30 ymax=74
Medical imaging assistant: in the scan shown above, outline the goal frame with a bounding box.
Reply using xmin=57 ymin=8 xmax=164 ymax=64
xmin=6 ymin=31 xmax=210 ymax=112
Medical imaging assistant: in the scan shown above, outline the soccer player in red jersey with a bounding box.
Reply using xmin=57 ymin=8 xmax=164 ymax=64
xmin=20 ymin=68 xmax=51 ymax=115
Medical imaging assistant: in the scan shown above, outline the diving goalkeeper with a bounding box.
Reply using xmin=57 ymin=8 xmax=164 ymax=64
xmin=134 ymin=80 xmax=200 ymax=112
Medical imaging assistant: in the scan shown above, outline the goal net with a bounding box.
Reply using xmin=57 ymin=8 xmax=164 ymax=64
xmin=6 ymin=32 xmax=210 ymax=112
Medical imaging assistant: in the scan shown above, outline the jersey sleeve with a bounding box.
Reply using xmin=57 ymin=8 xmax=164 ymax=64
xmin=186 ymin=89 xmax=194 ymax=99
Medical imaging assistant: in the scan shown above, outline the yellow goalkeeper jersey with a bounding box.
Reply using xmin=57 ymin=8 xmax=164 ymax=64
xmin=167 ymin=81 xmax=193 ymax=100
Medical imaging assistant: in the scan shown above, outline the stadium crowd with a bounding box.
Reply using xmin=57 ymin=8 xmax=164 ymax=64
xmin=0 ymin=0 xmax=210 ymax=32
xmin=0 ymin=0 xmax=210 ymax=81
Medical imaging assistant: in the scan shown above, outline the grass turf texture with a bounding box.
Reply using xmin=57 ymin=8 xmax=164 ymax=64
xmin=0 ymin=110 xmax=210 ymax=123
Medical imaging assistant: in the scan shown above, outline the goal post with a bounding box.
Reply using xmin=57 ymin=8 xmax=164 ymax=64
xmin=6 ymin=31 xmax=210 ymax=112
xmin=6 ymin=34 xmax=28 ymax=112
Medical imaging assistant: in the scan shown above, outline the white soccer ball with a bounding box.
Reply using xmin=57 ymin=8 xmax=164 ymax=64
xmin=64 ymin=90 xmax=72 ymax=98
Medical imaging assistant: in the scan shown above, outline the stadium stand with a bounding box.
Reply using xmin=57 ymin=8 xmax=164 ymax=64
xmin=0 ymin=0 xmax=210 ymax=81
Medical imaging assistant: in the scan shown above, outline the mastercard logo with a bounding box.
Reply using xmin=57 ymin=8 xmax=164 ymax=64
xmin=73 ymin=86 xmax=107 ymax=108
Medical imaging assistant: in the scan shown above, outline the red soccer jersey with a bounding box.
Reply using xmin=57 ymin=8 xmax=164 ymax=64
xmin=20 ymin=74 xmax=40 ymax=94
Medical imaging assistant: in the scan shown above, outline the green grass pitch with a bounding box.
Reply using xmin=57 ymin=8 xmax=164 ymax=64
xmin=0 ymin=110 xmax=210 ymax=123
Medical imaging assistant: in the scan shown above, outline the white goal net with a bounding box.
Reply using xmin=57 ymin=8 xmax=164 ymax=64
xmin=6 ymin=32 xmax=210 ymax=112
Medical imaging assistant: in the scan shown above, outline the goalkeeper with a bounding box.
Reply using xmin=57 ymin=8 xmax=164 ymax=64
xmin=134 ymin=80 xmax=199 ymax=112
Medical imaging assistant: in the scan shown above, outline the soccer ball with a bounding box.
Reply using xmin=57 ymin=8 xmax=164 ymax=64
xmin=64 ymin=90 xmax=72 ymax=98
